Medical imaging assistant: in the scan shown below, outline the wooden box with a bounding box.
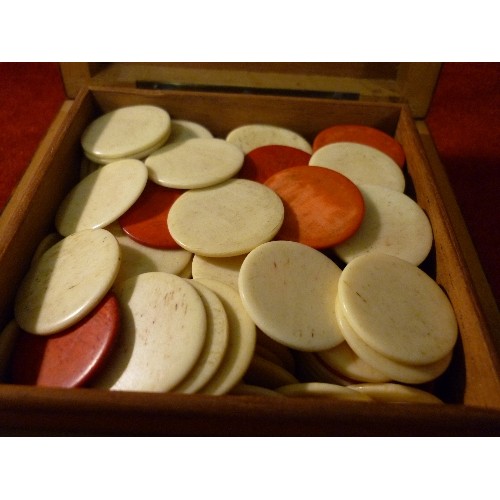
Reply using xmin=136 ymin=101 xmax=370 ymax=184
xmin=1 ymin=66 xmax=499 ymax=435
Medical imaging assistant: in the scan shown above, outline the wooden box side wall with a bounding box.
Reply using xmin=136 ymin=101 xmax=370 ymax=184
xmin=0 ymin=86 xmax=498 ymax=428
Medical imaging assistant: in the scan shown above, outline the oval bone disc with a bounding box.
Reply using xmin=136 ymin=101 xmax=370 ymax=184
xmin=146 ymin=138 xmax=244 ymax=189
xmin=226 ymin=123 xmax=312 ymax=154
xmin=55 ymin=159 xmax=148 ymax=236
xmin=335 ymin=296 xmax=453 ymax=385
xmin=337 ymin=252 xmax=458 ymax=366
xmin=92 ymin=272 xmax=207 ymax=392
xmin=333 ymin=184 xmax=433 ymax=265
xmin=81 ymin=105 xmax=171 ymax=161
xmin=238 ymin=240 xmax=344 ymax=351
xmin=167 ymin=178 xmax=284 ymax=257
xmin=309 ymin=142 xmax=405 ymax=192
xmin=15 ymin=229 xmax=120 ymax=335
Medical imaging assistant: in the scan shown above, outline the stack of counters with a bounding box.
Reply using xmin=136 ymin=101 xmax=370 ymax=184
xmin=191 ymin=254 xmax=246 ymax=290
xmin=226 ymin=123 xmax=312 ymax=154
xmin=333 ymin=184 xmax=434 ymax=266
xmin=106 ymin=222 xmax=193 ymax=286
xmin=309 ymin=142 xmax=405 ymax=192
xmin=55 ymin=159 xmax=148 ymax=237
xmin=315 ymin=342 xmax=391 ymax=384
xmin=119 ymin=181 xmax=185 ymax=249
xmin=14 ymin=228 xmax=120 ymax=335
xmin=167 ymin=178 xmax=285 ymax=258
xmin=8 ymin=293 xmax=120 ymax=388
xmin=312 ymin=124 xmax=406 ymax=168
xmin=195 ymin=279 xmax=256 ymax=395
xmin=238 ymin=240 xmax=344 ymax=352
xmin=145 ymin=138 xmax=244 ymax=189
xmin=336 ymin=253 xmax=458 ymax=385
xmin=264 ymin=165 xmax=365 ymax=248
xmin=237 ymin=144 xmax=312 ymax=183
xmin=92 ymin=272 xmax=208 ymax=392
xmin=172 ymin=280 xmax=230 ymax=394
xmin=81 ymin=105 xmax=171 ymax=164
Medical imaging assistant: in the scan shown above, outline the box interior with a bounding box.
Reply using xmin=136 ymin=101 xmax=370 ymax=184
xmin=1 ymin=86 xmax=499 ymax=435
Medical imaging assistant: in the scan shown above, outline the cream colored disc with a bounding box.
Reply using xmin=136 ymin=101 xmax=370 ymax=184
xmin=191 ymin=254 xmax=246 ymax=290
xmin=276 ymin=382 xmax=374 ymax=401
xmin=81 ymin=105 xmax=171 ymax=161
xmin=92 ymin=272 xmax=206 ymax=392
xmin=195 ymin=278 xmax=256 ymax=395
xmin=238 ymin=240 xmax=344 ymax=352
xmin=317 ymin=341 xmax=391 ymax=383
xmin=226 ymin=124 xmax=312 ymax=154
xmin=309 ymin=142 xmax=405 ymax=192
xmin=337 ymin=252 xmax=458 ymax=366
xmin=15 ymin=229 xmax=120 ymax=335
xmin=168 ymin=178 xmax=284 ymax=257
xmin=146 ymin=138 xmax=244 ymax=189
xmin=333 ymin=184 xmax=434 ymax=265
xmin=83 ymin=134 xmax=170 ymax=165
xmin=335 ymin=296 xmax=453 ymax=384
xmin=347 ymin=383 xmax=443 ymax=404
xmin=106 ymin=223 xmax=192 ymax=286
xmin=168 ymin=119 xmax=213 ymax=143
xmin=173 ymin=279 xmax=229 ymax=394
xmin=55 ymin=159 xmax=148 ymax=237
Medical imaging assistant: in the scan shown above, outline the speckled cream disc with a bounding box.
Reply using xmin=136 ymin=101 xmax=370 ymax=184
xmin=167 ymin=178 xmax=284 ymax=257
xmin=309 ymin=142 xmax=405 ymax=192
xmin=347 ymin=383 xmax=443 ymax=404
xmin=55 ymin=159 xmax=148 ymax=237
xmin=195 ymin=278 xmax=256 ymax=395
xmin=145 ymin=138 xmax=244 ymax=189
xmin=238 ymin=240 xmax=344 ymax=352
xmin=81 ymin=105 xmax=171 ymax=161
xmin=337 ymin=252 xmax=458 ymax=366
xmin=173 ymin=279 xmax=229 ymax=394
xmin=333 ymin=184 xmax=434 ymax=265
xmin=91 ymin=272 xmax=207 ymax=392
xmin=14 ymin=229 xmax=120 ymax=335
xmin=335 ymin=295 xmax=453 ymax=384
xmin=226 ymin=124 xmax=312 ymax=154
xmin=106 ymin=223 xmax=192 ymax=286
xmin=276 ymin=382 xmax=374 ymax=401
xmin=191 ymin=254 xmax=246 ymax=290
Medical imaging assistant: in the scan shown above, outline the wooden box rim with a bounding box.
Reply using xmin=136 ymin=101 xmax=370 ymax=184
xmin=0 ymin=84 xmax=499 ymax=436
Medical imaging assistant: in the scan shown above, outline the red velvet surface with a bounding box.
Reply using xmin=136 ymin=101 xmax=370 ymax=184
xmin=0 ymin=62 xmax=498 ymax=305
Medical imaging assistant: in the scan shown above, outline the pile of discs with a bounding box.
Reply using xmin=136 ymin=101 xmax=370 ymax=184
xmin=0 ymin=104 xmax=458 ymax=404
